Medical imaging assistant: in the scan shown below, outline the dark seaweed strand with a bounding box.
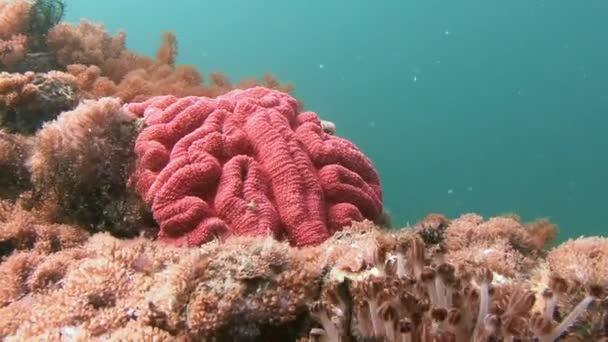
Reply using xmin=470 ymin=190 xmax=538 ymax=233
xmin=27 ymin=0 xmax=66 ymax=51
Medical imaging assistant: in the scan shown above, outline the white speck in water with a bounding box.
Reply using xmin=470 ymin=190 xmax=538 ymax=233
xmin=319 ymin=64 xmax=324 ymax=69
xmin=413 ymin=76 xmax=418 ymax=82
xmin=369 ymin=121 xmax=376 ymax=128
xmin=444 ymin=30 xmax=451 ymax=36
xmin=447 ymin=188 xmax=454 ymax=195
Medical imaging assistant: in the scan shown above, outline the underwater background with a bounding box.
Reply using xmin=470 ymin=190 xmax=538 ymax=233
xmin=63 ymin=0 xmax=607 ymax=239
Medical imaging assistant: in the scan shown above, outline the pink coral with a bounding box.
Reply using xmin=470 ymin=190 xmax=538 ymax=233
xmin=126 ymin=87 xmax=383 ymax=247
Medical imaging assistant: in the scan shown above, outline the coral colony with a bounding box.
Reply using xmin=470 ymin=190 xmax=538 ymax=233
xmin=127 ymin=88 xmax=383 ymax=247
xmin=0 ymin=0 xmax=606 ymax=341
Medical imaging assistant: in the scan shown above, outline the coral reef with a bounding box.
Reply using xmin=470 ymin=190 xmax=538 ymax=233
xmin=0 ymin=0 xmax=31 ymax=68
xmin=2 ymin=0 xmax=293 ymax=99
xmin=27 ymin=97 xmax=151 ymax=235
xmin=46 ymin=22 xmax=293 ymax=102
xmin=0 ymin=1 xmax=605 ymax=341
xmin=0 ymin=214 xmax=606 ymax=341
xmin=0 ymin=129 xmax=32 ymax=198
xmin=0 ymin=70 xmax=78 ymax=133
xmin=441 ymin=213 xmax=555 ymax=277
xmin=126 ymin=88 xmax=383 ymax=247
xmin=0 ymin=0 xmax=64 ymax=72
xmin=0 ymin=0 xmax=298 ymax=237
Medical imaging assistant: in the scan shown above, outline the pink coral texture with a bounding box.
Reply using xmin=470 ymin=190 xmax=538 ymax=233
xmin=126 ymin=87 xmax=383 ymax=247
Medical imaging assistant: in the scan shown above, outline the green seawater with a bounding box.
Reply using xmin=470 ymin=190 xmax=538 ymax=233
xmin=65 ymin=0 xmax=608 ymax=240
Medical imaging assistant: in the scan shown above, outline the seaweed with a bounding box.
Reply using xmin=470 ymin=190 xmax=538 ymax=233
xmin=27 ymin=0 xmax=65 ymax=51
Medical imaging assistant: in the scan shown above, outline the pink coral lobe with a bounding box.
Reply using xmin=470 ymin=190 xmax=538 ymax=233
xmin=126 ymin=87 xmax=383 ymax=247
